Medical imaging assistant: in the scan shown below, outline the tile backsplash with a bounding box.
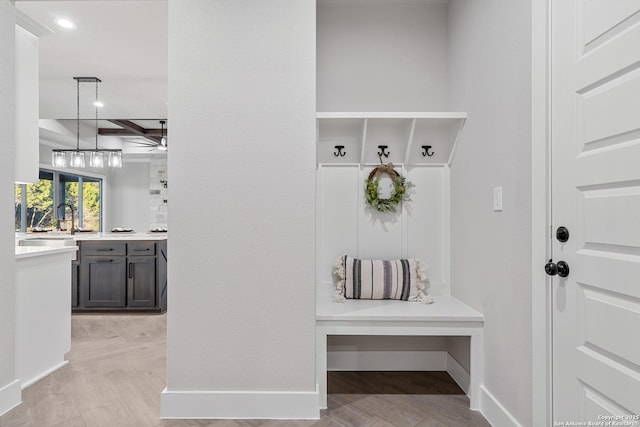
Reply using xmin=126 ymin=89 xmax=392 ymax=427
xmin=150 ymin=159 xmax=168 ymax=229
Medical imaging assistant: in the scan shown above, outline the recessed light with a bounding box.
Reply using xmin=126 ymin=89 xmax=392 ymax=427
xmin=55 ymin=19 xmax=76 ymax=29
xmin=94 ymin=101 xmax=104 ymax=108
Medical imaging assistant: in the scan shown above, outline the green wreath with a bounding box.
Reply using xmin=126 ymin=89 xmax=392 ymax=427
xmin=365 ymin=163 xmax=414 ymax=212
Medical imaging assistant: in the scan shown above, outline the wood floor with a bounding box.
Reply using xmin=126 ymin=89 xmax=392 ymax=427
xmin=0 ymin=314 xmax=490 ymax=427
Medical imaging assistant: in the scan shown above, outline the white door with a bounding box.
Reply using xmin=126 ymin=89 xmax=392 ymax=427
xmin=551 ymin=0 xmax=640 ymax=423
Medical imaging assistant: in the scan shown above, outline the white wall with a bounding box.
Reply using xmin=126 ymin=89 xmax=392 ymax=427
xmin=449 ymin=0 xmax=532 ymax=425
xmin=163 ymin=0 xmax=317 ymax=419
xmin=0 ymin=0 xmax=20 ymax=416
xmin=15 ymin=24 xmax=39 ymax=184
xmin=106 ymin=160 xmax=150 ymax=232
xmin=317 ymin=1 xmax=449 ymax=112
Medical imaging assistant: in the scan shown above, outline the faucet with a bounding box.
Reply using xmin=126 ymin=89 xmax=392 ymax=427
xmin=56 ymin=203 xmax=76 ymax=235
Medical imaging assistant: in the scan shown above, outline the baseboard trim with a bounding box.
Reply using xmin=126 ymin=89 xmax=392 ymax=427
xmin=160 ymin=386 xmax=320 ymax=419
xmin=20 ymin=360 xmax=69 ymax=390
xmin=446 ymin=353 xmax=470 ymax=395
xmin=0 ymin=379 xmax=22 ymax=417
xmin=480 ymin=385 xmax=522 ymax=427
xmin=327 ymin=350 xmax=448 ymax=371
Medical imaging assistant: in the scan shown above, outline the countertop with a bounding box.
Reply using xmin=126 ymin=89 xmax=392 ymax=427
xmin=17 ymin=232 xmax=168 ymax=241
xmin=15 ymin=245 xmax=78 ymax=260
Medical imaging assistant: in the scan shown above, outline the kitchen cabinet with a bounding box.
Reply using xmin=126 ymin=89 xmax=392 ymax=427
xmin=76 ymin=238 xmax=166 ymax=312
xmin=71 ymin=260 xmax=79 ymax=308
xmin=127 ymin=255 xmax=156 ymax=307
xmin=157 ymin=239 xmax=168 ymax=312
xmin=80 ymin=254 xmax=127 ymax=308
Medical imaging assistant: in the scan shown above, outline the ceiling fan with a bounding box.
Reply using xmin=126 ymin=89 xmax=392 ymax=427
xmin=123 ymin=120 xmax=167 ymax=152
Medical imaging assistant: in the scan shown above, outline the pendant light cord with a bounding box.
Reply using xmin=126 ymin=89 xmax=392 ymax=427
xmin=76 ymin=78 xmax=80 ymax=151
xmin=95 ymin=79 xmax=99 ymax=150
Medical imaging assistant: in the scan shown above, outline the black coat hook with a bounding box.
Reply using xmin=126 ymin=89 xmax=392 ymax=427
xmin=421 ymin=145 xmax=435 ymax=157
xmin=334 ymin=145 xmax=346 ymax=157
xmin=378 ymin=145 xmax=390 ymax=158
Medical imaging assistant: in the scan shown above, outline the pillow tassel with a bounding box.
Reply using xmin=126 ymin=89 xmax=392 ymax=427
xmin=332 ymin=256 xmax=346 ymax=303
xmin=412 ymin=258 xmax=434 ymax=304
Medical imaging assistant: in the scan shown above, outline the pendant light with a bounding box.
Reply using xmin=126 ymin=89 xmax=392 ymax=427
xmin=52 ymin=77 xmax=123 ymax=169
xmin=108 ymin=151 xmax=123 ymax=167
xmin=52 ymin=151 xmax=67 ymax=167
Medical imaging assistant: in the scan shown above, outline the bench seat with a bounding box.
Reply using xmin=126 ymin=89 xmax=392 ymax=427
xmin=316 ymin=295 xmax=484 ymax=410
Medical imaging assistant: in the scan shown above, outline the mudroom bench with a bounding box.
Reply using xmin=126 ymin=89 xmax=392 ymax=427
xmin=315 ymin=295 xmax=484 ymax=410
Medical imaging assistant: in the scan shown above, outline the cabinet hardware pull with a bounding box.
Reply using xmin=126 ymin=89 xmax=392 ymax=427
xmin=97 ymin=248 xmax=114 ymax=251
xmin=97 ymin=259 xmax=113 ymax=263
xmin=128 ymin=263 xmax=133 ymax=279
xmin=134 ymin=248 xmax=150 ymax=251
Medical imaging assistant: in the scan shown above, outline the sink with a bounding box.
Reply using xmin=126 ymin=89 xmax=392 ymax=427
xmin=18 ymin=238 xmax=78 ymax=260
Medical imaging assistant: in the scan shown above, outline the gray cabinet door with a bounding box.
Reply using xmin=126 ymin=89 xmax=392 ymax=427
xmin=71 ymin=261 xmax=79 ymax=308
xmin=80 ymin=256 xmax=127 ymax=307
xmin=127 ymin=255 xmax=156 ymax=307
xmin=157 ymin=240 xmax=167 ymax=312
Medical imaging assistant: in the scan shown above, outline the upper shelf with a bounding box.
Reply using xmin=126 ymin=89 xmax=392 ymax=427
xmin=316 ymin=112 xmax=467 ymax=166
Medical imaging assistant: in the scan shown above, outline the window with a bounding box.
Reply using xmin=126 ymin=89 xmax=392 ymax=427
xmin=15 ymin=169 xmax=103 ymax=233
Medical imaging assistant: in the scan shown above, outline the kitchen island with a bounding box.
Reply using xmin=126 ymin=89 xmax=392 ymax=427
xmin=15 ymin=245 xmax=77 ymax=388
xmin=74 ymin=233 xmax=168 ymax=313
xmin=19 ymin=233 xmax=167 ymax=313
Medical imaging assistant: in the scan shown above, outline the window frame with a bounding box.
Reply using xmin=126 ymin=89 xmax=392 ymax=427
xmin=15 ymin=168 xmax=105 ymax=233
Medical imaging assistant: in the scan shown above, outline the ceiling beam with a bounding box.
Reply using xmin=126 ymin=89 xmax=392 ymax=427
xmin=104 ymin=119 xmax=162 ymax=144
xmin=98 ymin=128 xmax=164 ymax=137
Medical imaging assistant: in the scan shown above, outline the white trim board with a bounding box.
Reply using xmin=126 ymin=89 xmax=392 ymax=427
xmin=328 ymin=350 xmax=448 ymax=371
xmin=160 ymin=388 xmax=320 ymax=420
xmin=531 ymin=0 xmax=553 ymax=425
xmin=0 ymin=380 xmax=21 ymax=418
xmin=20 ymin=361 xmax=68 ymax=390
xmin=480 ymin=385 xmax=524 ymax=427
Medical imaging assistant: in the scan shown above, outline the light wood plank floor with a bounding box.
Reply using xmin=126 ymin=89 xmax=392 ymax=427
xmin=0 ymin=314 xmax=490 ymax=427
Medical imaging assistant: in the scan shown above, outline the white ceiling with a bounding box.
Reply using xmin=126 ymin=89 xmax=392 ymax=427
xmin=16 ymin=0 xmax=167 ymax=121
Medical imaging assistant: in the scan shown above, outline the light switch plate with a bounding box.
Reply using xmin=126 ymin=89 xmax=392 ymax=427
xmin=493 ymin=187 xmax=503 ymax=211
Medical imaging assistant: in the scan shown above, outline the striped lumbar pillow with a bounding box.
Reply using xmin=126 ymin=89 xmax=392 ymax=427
xmin=332 ymin=255 xmax=433 ymax=304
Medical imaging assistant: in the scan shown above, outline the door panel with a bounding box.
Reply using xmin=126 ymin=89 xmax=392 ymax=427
xmin=127 ymin=256 xmax=156 ymax=307
xmin=80 ymin=257 xmax=126 ymax=307
xmin=581 ymin=187 xmax=640 ymax=247
xmin=580 ymin=69 xmax=640 ymax=144
xmin=582 ymin=0 xmax=640 ymax=51
xmin=552 ymin=0 xmax=640 ymax=422
xmin=580 ymin=286 xmax=640 ymax=366
xmin=580 ymin=383 xmax=635 ymax=420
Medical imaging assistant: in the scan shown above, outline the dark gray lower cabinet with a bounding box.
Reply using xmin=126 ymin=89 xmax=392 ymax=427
xmin=80 ymin=256 xmax=127 ymax=307
xmin=127 ymin=256 xmax=156 ymax=307
xmin=157 ymin=240 xmax=167 ymax=312
xmin=71 ymin=260 xmax=79 ymax=308
xmin=75 ymin=239 xmax=166 ymax=312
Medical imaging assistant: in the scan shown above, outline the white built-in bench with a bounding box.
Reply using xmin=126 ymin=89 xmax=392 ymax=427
xmin=316 ymin=295 xmax=484 ymax=410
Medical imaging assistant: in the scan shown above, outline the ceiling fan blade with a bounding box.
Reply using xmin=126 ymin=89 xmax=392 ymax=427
xmin=128 ymin=141 xmax=157 ymax=147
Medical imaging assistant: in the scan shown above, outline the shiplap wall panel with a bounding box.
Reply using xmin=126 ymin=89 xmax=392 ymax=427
xmin=318 ymin=165 xmax=447 ymax=295
xmin=406 ymin=167 xmax=445 ymax=294
xmin=357 ymin=166 xmax=404 ymax=259
xmin=318 ymin=166 xmax=359 ymax=287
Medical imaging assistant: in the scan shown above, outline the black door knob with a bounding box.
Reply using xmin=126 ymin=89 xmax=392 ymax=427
xmin=556 ymin=261 xmax=570 ymax=278
xmin=556 ymin=226 xmax=569 ymax=242
xmin=545 ymin=259 xmax=570 ymax=278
